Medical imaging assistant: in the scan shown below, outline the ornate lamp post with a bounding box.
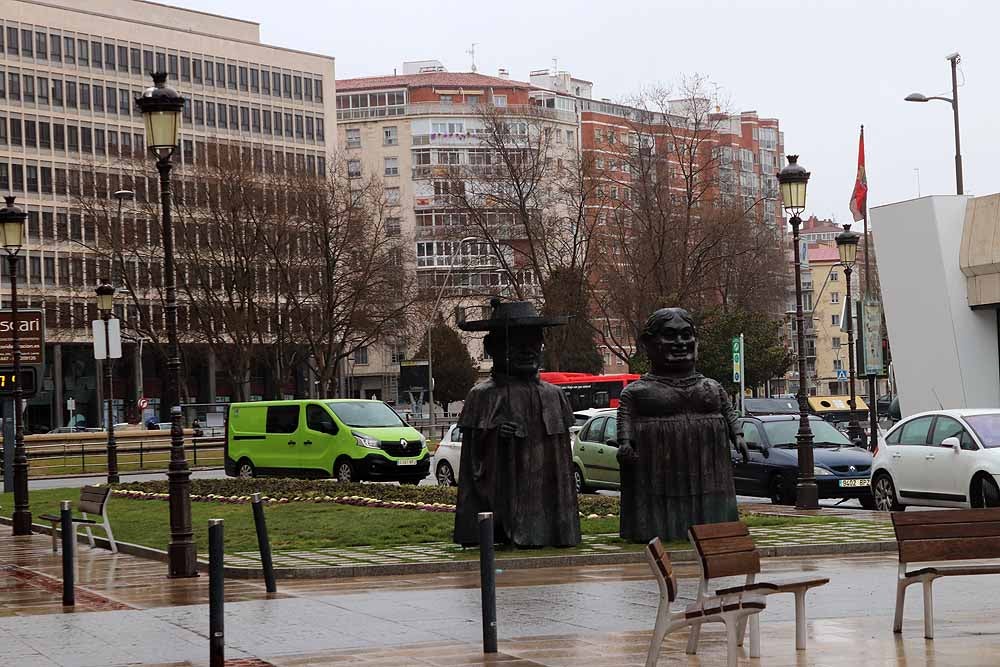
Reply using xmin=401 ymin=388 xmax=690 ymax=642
xmin=135 ymin=72 xmax=196 ymax=577
xmin=0 ymin=198 xmax=30 ymax=534
xmin=835 ymin=224 xmax=863 ymax=445
xmin=905 ymin=53 xmax=964 ymax=195
xmin=96 ymin=284 xmax=119 ymax=484
xmin=776 ymin=156 xmax=818 ymax=509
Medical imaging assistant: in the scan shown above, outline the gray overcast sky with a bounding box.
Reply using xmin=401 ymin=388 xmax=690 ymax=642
xmin=170 ymin=0 xmax=992 ymax=224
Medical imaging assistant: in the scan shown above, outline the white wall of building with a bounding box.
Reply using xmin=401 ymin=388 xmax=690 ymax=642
xmin=871 ymin=195 xmax=1000 ymax=417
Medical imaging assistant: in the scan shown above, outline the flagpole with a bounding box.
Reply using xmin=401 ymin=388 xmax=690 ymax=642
xmin=859 ymin=124 xmax=879 ymax=453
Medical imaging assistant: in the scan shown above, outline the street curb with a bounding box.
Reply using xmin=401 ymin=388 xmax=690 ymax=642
xmin=2 ymin=515 xmax=896 ymax=578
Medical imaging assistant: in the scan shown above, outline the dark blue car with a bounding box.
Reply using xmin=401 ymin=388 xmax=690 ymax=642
xmin=735 ymin=414 xmax=875 ymax=508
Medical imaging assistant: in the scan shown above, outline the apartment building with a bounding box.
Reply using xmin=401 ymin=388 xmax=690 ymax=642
xmin=2 ymin=0 xmax=335 ymax=430
xmin=336 ymin=63 xmax=579 ymax=399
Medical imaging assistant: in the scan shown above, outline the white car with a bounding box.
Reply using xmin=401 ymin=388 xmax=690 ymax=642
xmin=433 ymin=424 xmax=462 ymax=486
xmin=871 ymin=409 xmax=1000 ymax=511
xmin=570 ymin=408 xmax=611 ymax=438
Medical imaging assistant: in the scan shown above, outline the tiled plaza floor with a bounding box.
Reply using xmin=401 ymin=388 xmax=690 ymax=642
xmin=214 ymin=520 xmax=896 ymax=569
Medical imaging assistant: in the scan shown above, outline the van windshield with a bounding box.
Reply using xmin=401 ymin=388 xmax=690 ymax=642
xmin=326 ymin=402 xmax=405 ymax=428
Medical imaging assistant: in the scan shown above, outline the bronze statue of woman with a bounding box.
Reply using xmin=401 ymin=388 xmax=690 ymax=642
xmin=617 ymin=308 xmax=749 ymax=543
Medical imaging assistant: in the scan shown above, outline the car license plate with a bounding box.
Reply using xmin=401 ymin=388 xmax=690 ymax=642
xmin=397 ymin=458 xmax=418 ymax=466
xmin=839 ymin=478 xmax=870 ymax=488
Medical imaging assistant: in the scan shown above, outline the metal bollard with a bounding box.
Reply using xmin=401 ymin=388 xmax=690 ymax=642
xmin=60 ymin=500 xmax=74 ymax=607
xmin=478 ymin=511 xmax=498 ymax=653
xmin=251 ymin=493 xmax=277 ymax=594
xmin=208 ymin=519 xmax=225 ymax=667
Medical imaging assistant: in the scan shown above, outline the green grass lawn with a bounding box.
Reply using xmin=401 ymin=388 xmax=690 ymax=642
xmin=27 ymin=450 xmax=223 ymax=477
xmin=4 ymin=487 xmax=848 ymax=556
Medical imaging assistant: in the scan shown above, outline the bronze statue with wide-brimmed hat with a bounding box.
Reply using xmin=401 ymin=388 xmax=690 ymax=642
xmin=453 ymin=298 xmax=581 ymax=548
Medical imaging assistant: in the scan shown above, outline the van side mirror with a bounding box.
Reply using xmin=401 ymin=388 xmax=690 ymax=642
xmin=942 ymin=436 xmax=961 ymax=453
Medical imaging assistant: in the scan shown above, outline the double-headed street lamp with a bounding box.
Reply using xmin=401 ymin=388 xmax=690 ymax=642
xmin=776 ymin=155 xmax=819 ymax=510
xmin=835 ymin=224 xmax=863 ymax=446
xmin=96 ymin=284 xmax=119 ymax=484
xmin=0 ymin=197 xmax=30 ymax=534
xmin=135 ymin=72 xmax=196 ymax=577
xmin=905 ymin=52 xmax=964 ymax=195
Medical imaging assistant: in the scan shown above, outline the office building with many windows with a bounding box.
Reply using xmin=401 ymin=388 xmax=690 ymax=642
xmin=2 ymin=0 xmax=335 ymax=430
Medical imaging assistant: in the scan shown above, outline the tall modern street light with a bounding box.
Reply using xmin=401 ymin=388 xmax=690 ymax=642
xmin=0 ymin=198 xmax=30 ymax=534
xmin=136 ymin=72 xmax=196 ymax=577
xmin=776 ymin=156 xmax=818 ymax=510
xmin=905 ymin=52 xmax=964 ymax=195
xmin=427 ymin=236 xmax=478 ymax=427
xmin=96 ymin=284 xmax=119 ymax=484
xmin=836 ymin=224 xmax=863 ymax=445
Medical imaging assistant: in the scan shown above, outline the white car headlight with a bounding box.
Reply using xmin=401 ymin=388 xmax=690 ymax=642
xmin=352 ymin=431 xmax=381 ymax=449
xmin=814 ymin=466 xmax=834 ymax=476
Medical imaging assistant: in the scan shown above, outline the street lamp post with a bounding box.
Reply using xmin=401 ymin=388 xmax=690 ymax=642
xmin=776 ymin=156 xmax=818 ymax=510
xmin=427 ymin=237 xmax=478 ymax=427
xmin=96 ymin=284 xmax=119 ymax=484
xmin=0 ymin=198 xmax=30 ymax=534
xmin=835 ymin=224 xmax=863 ymax=445
xmin=136 ymin=72 xmax=196 ymax=577
xmin=905 ymin=52 xmax=964 ymax=195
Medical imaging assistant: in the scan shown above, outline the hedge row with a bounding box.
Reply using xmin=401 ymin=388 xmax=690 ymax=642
xmin=113 ymin=479 xmax=621 ymax=516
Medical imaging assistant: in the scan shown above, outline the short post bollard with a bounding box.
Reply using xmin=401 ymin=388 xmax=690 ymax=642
xmin=251 ymin=493 xmax=277 ymax=594
xmin=208 ymin=519 xmax=224 ymax=667
xmin=60 ymin=500 xmax=74 ymax=607
xmin=478 ymin=511 xmax=498 ymax=653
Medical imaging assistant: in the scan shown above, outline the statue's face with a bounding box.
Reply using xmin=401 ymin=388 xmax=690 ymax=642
xmin=645 ymin=317 xmax=697 ymax=373
xmin=487 ymin=328 xmax=544 ymax=378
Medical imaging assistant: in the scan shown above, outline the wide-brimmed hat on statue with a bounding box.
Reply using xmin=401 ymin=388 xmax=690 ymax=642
xmin=458 ymin=298 xmax=568 ymax=332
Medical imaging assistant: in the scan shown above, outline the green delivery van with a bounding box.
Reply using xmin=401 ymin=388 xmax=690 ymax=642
xmin=224 ymin=399 xmax=430 ymax=483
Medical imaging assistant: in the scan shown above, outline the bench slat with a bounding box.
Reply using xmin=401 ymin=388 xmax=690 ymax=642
xmin=900 ymin=536 xmax=1000 ymax=563
xmin=80 ymin=488 xmax=110 ymax=499
xmin=690 ymin=522 xmax=750 ymax=541
xmin=896 ymin=521 xmax=1000 ymax=541
xmin=906 ymin=565 xmax=1000 ymax=578
xmin=703 ymin=551 xmax=761 ymax=579
xmin=695 ymin=535 xmax=757 ymax=557
xmin=892 ymin=508 xmax=1000 ymax=527
xmin=78 ymin=501 xmax=104 ymax=515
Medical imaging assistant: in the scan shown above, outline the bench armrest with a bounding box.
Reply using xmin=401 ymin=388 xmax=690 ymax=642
xmin=38 ymin=513 xmax=97 ymax=525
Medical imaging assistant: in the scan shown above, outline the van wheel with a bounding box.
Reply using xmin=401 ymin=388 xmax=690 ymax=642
xmin=335 ymin=458 xmax=355 ymax=483
xmin=436 ymin=460 xmax=456 ymax=487
xmin=236 ymin=459 xmax=255 ymax=479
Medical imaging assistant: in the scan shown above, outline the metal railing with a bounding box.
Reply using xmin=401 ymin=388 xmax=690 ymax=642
xmin=23 ymin=435 xmax=224 ymax=477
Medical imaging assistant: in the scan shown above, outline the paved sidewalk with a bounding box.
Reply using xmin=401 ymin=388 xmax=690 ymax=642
xmin=219 ymin=520 xmax=895 ymax=569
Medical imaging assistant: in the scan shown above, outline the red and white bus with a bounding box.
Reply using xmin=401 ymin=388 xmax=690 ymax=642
xmin=539 ymin=372 xmax=640 ymax=411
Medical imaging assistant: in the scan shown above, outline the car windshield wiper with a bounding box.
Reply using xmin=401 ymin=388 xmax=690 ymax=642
xmin=813 ymin=441 xmax=848 ymax=448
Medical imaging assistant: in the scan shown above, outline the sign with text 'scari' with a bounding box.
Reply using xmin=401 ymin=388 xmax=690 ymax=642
xmin=0 ymin=310 xmax=44 ymax=366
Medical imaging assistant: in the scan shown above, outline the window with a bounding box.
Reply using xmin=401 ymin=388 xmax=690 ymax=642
xmin=831 ymin=314 xmax=840 ymax=327
xmin=21 ymin=29 xmax=32 ymax=57
xmin=384 ymin=157 xmax=398 ymax=177
xmin=493 ymin=94 xmax=507 ymax=106
xmin=250 ymin=68 xmax=259 ymax=92
xmin=63 ymin=36 xmax=74 ymax=63
xmin=345 ymin=127 xmax=360 ymax=148
xmin=831 ymin=291 xmax=839 ymax=304
xmin=833 ymin=359 xmax=843 ymax=371
xmin=898 ymin=416 xmax=934 ymax=446
xmin=347 ymin=159 xmax=361 ymax=178
xmin=118 ymin=45 xmax=128 ymax=72
xmin=5 ymin=28 xmax=16 ymax=55
xmin=25 ymin=120 xmax=36 ymax=147
xmin=37 ymin=76 xmax=48 ymax=104
xmin=251 ymin=108 xmax=261 ymax=133
xmin=155 ymin=51 xmax=166 ymax=72
xmin=192 ymin=59 xmax=202 ymax=83
xmin=353 ymin=346 xmax=369 ymax=365
xmin=119 ymin=89 xmax=129 ymax=115
xmin=832 ymin=336 xmax=841 ymax=349
xmin=39 ymin=121 xmax=50 ymax=149
xmin=386 ymin=217 xmax=401 ymax=237
xmin=930 ymin=416 xmax=977 ymax=450
xmin=52 ymin=79 xmax=63 ymax=106
xmin=238 ymin=66 xmax=248 ymax=91
xmin=66 ymin=81 xmax=76 ymax=108
xmin=23 ymin=75 xmax=34 ymax=102
xmin=317 ymin=118 xmax=325 ymax=142
xmin=227 ymin=64 xmax=237 ymax=89
xmin=7 ymin=73 xmax=18 ymax=101
xmin=284 ymin=112 xmax=293 ymax=137
xmin=306 ymin=404 xmax=337 ymax=434
xmin=272 ymin=72 xmax=281 ymax=96
xmin=305 ymin=116 xmax=314 ymax=140
xmin=168 ymin=54 xmax=178 ymax=79
xmin=36 ymin=32 xmax=47 ymax=59
xmin=91 ymin=40 xmax=102 ymax=68
xmin=294 ymin=114 xmax=304 ymax=138
xmin=261 ymin=69 xmax=271 ymax=94
xmin=265 ymin=405 xmax=300 ymax=434
xmin=830 ymin=271 xmax=839 ymax=282
xmin=216 ymin=62 xmax=225 ymax=87
xmin=383 ymin=125 xmax=398 ymax=146
xmin=282 ymin=73 xmax=292 ymax=98
xmin=439 ymin=94 xmax=453 ymax=104
xmin=272 ymin=111 xmax=281 ymax=135
xmin=180 ymin=56 xmax=190 ymax=82
xmin=262 ymin=110 xmax=271 ymax=134
xmin=386 ymin=187 xmax=400 ymax=204
xmin=315 ymin=79 xmax=323 ymax=101
xmin=9 ymin=118 xmax=21 ymax=145
xmin=204 ymin=59 xmax=214 ymax=85
xmin=206 ymin=102 xmax=216 ymax=127
xmin=26 ymin=165 xmax=38 ymax=192
xmin=240 ymin=106 xmax=250 ymax=131
xmin=304 ymin=77 xmax=313 ymax=101
xmin=104 ymin=43 xmax=115 ymax=70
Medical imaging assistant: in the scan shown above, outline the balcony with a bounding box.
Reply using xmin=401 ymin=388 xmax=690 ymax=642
xmin=405 ymin=103 xmax=577 ymax=123
xmin=412 ymin=164 xmax=503 ymax=180
xmin=412 ymin=133 xmax=484 ymax=147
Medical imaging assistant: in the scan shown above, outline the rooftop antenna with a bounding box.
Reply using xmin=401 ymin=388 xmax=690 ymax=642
xmin=467 ymin=43 xmax=477 ymax=72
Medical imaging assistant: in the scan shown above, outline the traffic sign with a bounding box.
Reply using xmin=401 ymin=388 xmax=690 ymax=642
xmin=836 ymin=369 xmax=848 ymax=381
xmin=138 ymin=397 xmax=149 ymax=410
xmin=92 ymin=319 xmax=122 ymax=360
xmin=732 ymin=337 xmax=742 ymax=383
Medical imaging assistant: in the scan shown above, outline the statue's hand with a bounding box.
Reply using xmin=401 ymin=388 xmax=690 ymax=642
xmin=735 ymin=434 xmax=750 ymax=464
xmin=617 ymin=442 xmax=639 ymax=464
xmin=498 ymin=421 xmax=520 ymax=439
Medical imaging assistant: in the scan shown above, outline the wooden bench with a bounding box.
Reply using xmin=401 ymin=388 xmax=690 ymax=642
xmin=39 ymin=485 xmax=117 ymax=554
xmin=645 ymin=537 xmax=766 ymax=667
xmin=687 ymin=521 xmax=829 ymax=652
xmin=891 ymin=508 xmax=1000 ymax=639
